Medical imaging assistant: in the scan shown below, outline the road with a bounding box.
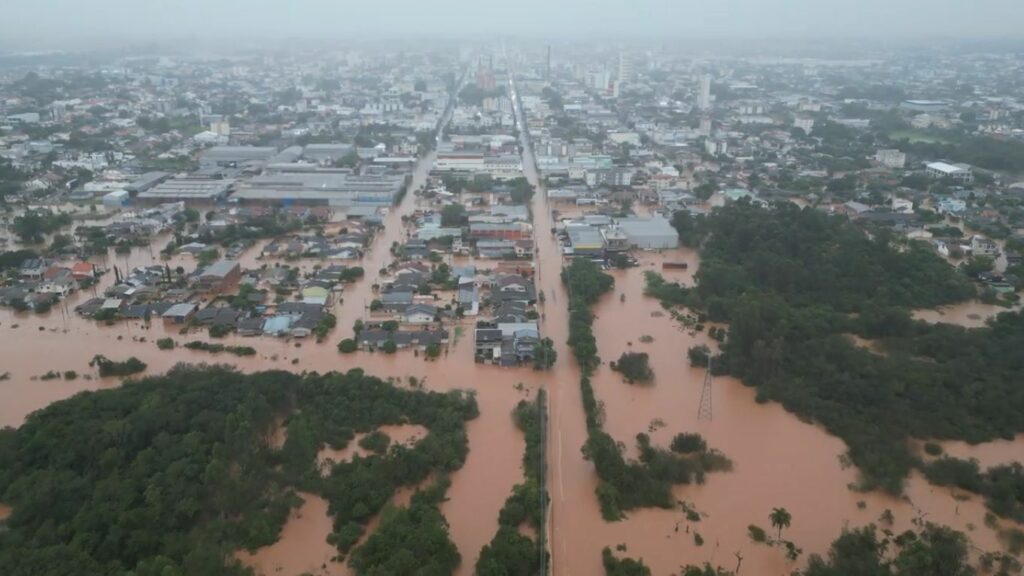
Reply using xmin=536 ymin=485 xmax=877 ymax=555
xmin=332 ymin=65 xmax=469 ymax=338
xmin=509 ymin=69 xmax=587 ymax=576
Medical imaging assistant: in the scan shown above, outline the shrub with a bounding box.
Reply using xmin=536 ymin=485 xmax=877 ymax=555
xmin=358 ymin=430 xmax=391 ymax=454
xmin=688 ymin=345 xmax=710 ymax=367
xmin=748 ymin=524 xmax=768 ymax=543
xmin=156 ymin=338 xmax=175 ymax=350
xmin=670 ymin=433 xmax=708 ymax=454
xmin=610 ymin=352 xmax=653 ymax=383
xmin=338 ymin=338 xmax=358 ymax=353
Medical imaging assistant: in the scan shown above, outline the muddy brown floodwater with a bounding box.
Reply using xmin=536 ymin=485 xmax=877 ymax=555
xmin=3 ymin=86 xmax=1023 ymax=576
xmin=509 ymin=87 xmax=1024 ymax=574
xmin=912 ymin=300 xmax=1023 ymax=328
xmin=236 ymin=493 xmax=343 ymax=576
xmin=0 ymin=144 xmax=546 ymax=576
xmin=315 ymin=424 xmax=429 ymax=474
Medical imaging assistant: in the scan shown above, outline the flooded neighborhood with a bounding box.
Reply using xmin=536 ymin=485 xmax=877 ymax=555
xmin=2 ymin=22 xmax=1024 ymax=576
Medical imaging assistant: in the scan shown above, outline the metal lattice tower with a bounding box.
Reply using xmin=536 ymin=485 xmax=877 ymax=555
xmin=697 ymin=357 xmax=713 ymax=420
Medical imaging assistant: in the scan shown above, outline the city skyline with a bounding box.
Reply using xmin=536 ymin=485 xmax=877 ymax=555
xmin=4 ymin=0 xmax=1024 ymax=50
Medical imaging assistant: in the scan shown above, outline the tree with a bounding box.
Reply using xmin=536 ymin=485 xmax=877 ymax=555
xmin=533 ymin=337 xmax=557 ymax=370
xmin=770 ymin=507 xmax=792 ymax=539
xmin=610 ymin=352 xmax=653 ymax=383
xmin=381 ymin=339 xmax=398 ymax=354
xmin=337 ymin=338 xmax=358 ymax=353
xmin=425 ymin=342 xmax=442 ymax=359
xmin=962 ymin=255 xmax=994 ymax=278
xmin=441 ymin=204 xmax=467 ymax=227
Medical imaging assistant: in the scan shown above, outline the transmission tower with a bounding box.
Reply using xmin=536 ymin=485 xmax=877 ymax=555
xmin=697 ymin=357 xmax=713 ymax=420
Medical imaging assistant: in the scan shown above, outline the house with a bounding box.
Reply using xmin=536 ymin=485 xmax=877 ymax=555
xmin=39 ymin=266 xmax=76 ymax=296
xmin=493 ymin=275 xmax=536 ymax=304
xmin=474 ymin=327 xmax=504 ymax=360
xmin=380 ymin=290 xmax=414 ymax=313
xmin=237 ymin=317 xmax=265 ymax=336
xmin=262 ymin=315 xmax=294 ymax=336
xmin=358 ymin=328 xmax=449 ymax=351
xmin=162 ymin=302 xmax=198 ymax=324
xmin=477 ymin=239 xmax=517 ymax=259
xmin=511 ymin=328 xmax=540 ymax=363
xmin=970 ymin=235 xmax=999 ymax=258
xmin=194 ymin=306 xmax=242 ymax=327
xmin=937 ymin=198 xmax=967 ymax=215
xmin=198 ymin=260 xmax=241 ymax=293
xmin=19 ymin=258 xmax=50 ymax=280
xmin=301 ymin=285 xmax=331 ymax=306
xmin=71 ymin=262 xmax=96 ymax=281
xmin=403 ymin=303 xmax=438 ymax=324
xmin=493 ymin=302 xmax=530 ymax=324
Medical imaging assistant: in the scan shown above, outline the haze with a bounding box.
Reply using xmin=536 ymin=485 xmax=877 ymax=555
xmin=4 ymin=0 xmax=1024 ymax=50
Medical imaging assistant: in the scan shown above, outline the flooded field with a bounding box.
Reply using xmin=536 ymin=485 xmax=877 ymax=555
xmin=912 ymin=300 xmax=1022 ymax=328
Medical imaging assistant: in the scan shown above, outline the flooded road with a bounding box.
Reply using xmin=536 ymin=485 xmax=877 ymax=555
xmin=508 ymin=73 xmax=1023 ymax=575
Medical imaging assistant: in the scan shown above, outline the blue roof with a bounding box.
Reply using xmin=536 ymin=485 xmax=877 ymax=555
xmin=262 ymin=316 xmax=293 ymax=333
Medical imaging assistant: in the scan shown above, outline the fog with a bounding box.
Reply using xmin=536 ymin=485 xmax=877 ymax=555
xmin=3 ymin=0 xmax=1024 ymax=50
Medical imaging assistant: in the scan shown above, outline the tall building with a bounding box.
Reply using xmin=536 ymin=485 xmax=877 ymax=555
xmin=697 ymin=74 xmax=712 ymax=110
xmin=546 ymin=45 xmax=552 ymax=80
xmin=618 ymin=52 xmax=635 ymax=85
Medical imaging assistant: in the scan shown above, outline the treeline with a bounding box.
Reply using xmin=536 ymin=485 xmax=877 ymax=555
xmin=88 ymin=354 xmax=147 ymax=377
xmin=657 ymin=201 xmax=1024 ymax=497
xmin=0 ymin=365 xmax=478 ymax=575
xmin=602 ymin=547 xmax=651 ymax=576
xmin=348 ymin=477 xmax=461 ymax=575
xmin=671 ymin=522 xmax=994 ymax=576
xmin=475 ymin=392 xmax=548 ymax=575
xmin=895 ymin=131 xmax=1024 ymax=172
xmin=182 ymin=341 xmax=257 ymax=357
xmin=562 ymin=260 xmax=732 ymax=521
xmin=922 ymin=457 xmax=1024 ymax=523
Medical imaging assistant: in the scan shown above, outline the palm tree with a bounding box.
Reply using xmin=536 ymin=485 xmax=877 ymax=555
xmin=770 ymin=507 xmax=792 ymax=539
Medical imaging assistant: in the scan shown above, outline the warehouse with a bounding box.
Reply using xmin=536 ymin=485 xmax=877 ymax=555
xmin=137 ymin=178 xmax=234 ymax=205
xmin=231 ymin=172 xmax=406 ymax=207
xmin=615 ymin=216 xmax=679 ymax=249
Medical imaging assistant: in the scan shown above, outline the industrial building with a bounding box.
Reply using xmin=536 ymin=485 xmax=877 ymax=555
xmin=124 ymin=171 xmax=170 ymax=195
xmin=137 ymin=178 xmax=235 ymax=204
xmin=614 ymin=216 xmax=680 ymax=249
xmin=199 ymin=146 xmax=278 ymax=169
xmin=231 ymin=172 xmax=407 ymax=207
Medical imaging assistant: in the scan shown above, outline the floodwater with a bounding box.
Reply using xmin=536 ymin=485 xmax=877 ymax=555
xmin=543 ymin=252 xmax=1020 ymax=575
xmin=0 ymin=503 xmax=11 ymax=521
xmin=316 ymin=424 xmax=429 ymax=473
xmin=938 ymin=435 xmax=1024 ymax=470
xmin=236 ymin=493 xmax=344 ymax=576
xmin=0 ymin=143 xmax=538 ymax=575
xmin=913 ymin=300 xmax=1022 ymax=328
xmin=3 ymin=82 xmax=1022 ymax=576
xmin=509 ymin=86 xmax=1023 ymax=575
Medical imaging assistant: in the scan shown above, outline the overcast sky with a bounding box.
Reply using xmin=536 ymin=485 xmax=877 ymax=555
xmin=4 ymin=0 xmax=1023 ymax=49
